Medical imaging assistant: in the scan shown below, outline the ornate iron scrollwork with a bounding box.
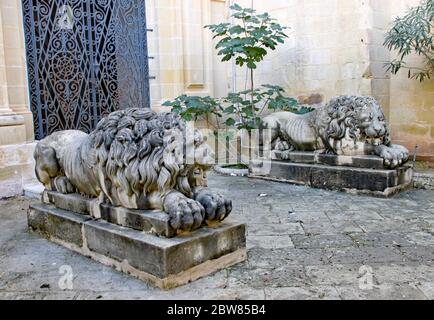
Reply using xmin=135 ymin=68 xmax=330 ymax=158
xmin=22 ymin=0 xmax=151 ymax=139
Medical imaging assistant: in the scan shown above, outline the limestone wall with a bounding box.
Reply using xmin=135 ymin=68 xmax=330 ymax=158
xmin=387 ymin=0 xmax=434 ymax=160
xmin=0 ymin=0 xmax=33 ymax=142
xmin=223 ymin=0 xmax=433 ymax=159
xmin=146 ymin=0 xmax=230 ymax=115
xmin=0 ymin=0 xmax=38 ymax=198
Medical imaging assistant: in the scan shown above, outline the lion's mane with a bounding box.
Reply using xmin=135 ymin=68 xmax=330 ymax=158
xmin=85 ymin=109 xmax=194 ymax=208
xmin=314 ymin=95 xmax=391 ymax=150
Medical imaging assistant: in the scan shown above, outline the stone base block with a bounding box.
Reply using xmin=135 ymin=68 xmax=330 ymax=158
xmin=28 ymin=203 xmax=246 ymax=289
xmin=0 ymin=114 xmax=26 ymax=146
xmin=42 ymin=190 xmax=176 ymax=237
xmin=250 ymin=155 xmax=413 ymax=197
xmin=272 ymin=150 xmax=385 ymax=169
xmin=0 ymin=142 xmax=38 ymax=198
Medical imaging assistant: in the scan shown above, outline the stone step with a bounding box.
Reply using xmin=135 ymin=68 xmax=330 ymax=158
xmin=28 ymin=203 xmax=246 ymax=289
xmin=23 ymin=183 xmax=44 ymax=200
xmin=42 ymin=190 xmax=176 ymax=237
xmin=249 ymin=160 xmax=413 ymax=197
xmin=272 ymin=150 xmax=385 ymax=169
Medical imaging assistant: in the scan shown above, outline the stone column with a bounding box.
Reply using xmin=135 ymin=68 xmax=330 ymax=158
xmin=0 ymin=0 xmax=37 ymax=199
xmin=0 ymin=0 xmax=34 ymax=143
xmin=0 ymin=5 xmax=26 ymax=146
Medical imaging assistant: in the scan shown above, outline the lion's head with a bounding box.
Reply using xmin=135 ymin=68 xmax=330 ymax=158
xmin=316 ymin=95 xmax=391 ymax=155
xmin=88 ymin=109 xmax=215 ymax=209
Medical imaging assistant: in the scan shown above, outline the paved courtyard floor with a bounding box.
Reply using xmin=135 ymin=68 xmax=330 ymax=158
xmin=0 ymin=173 xmax=433 ymax=300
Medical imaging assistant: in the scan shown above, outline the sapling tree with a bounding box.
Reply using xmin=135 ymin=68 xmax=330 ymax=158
xmin=205 ymin=4 xmax=289 ymax=126
xmin=164 ymin=4 xmax=306 ymax=130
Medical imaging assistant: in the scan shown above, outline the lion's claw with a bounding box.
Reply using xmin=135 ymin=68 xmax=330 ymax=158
xmin=195 ymin=190 xmax=232 ymax=222
xmin=375 ymin=144 xmax=409 ymax=169
xmin=275 ymin=140 xmax=290 ymax=151
xmin=53 ymin=176 xmax=75 ymax=194
xmin=164 ymin=193 xmax=205 ymax=232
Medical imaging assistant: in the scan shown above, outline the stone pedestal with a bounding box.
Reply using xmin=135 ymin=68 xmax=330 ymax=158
xmin=249 ymin=151 xmax=413 ymax=197
xmin=28 ymin=191 xmax=246 ymax=289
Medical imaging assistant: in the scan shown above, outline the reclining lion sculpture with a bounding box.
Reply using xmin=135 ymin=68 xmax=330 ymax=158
xmin=262 ymin=95 xmax=409 ymax=168
xmin=34 ymin=109 xmax=232 ymax=233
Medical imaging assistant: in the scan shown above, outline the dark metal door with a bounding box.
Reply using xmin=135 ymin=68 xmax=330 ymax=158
xmin=22 ymin=0 xmax=151 ymax=139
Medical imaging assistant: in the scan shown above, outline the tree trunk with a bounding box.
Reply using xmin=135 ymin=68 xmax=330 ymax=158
xmin=250 ymin=67 xmax=255 ymax=127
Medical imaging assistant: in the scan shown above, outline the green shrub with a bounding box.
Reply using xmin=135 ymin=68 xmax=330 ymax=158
xmin=384 ymin=0 xmax=434 ymax=82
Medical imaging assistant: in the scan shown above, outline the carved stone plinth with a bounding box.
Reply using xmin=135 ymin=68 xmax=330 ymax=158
xmin=249 ymin=151 xmax=413 ymax=197
xmin=42 ymin=190 xmax=176 ymax=237
xmin=28 ymin=199 xmax=246 ymax=289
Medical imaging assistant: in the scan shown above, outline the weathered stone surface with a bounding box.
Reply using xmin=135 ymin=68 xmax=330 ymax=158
xmin=250 ymin=159 xmax=413 ymax=197
xmin=273 ymin=150 xmax=385 ymax=169
xmin=44 ymin=190 xmax=175 ymax=237
xmin=84 ymin=218 xmax=245 ymax=278
xmin=99 ymin=204 xmax=175 ymax=238
xmin=44 ymin=190 xmax=91 ymax=215
xmin=264 ymin=286 xmax=341 ymax=300
xmin=28 ymin=203 xmax=89 ymax=247
xmin=33 ymin=110 xmax=231 ymax=234
xmin=262 ymin=96 xmax=410 ymax=169
xmin=27 ymin=201 xmax=246 ymax=288
xmin=0 ymin=142 xmax=38 ymax=199
xmin=413 ymin=171 xmax=434 ymax=190
xmin=3 ymin=173 xmax=434 ymax=299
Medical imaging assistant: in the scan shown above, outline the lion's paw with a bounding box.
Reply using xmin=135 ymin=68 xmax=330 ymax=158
xmin=279 ymin=150 xmax=292 ymax=160
xmin=164 ymin=194 xmax=205 ymax=232
xmin=195 ymin=190 xmax=232 ymax=222
xmin=275 ymin=140 xmax=290 ymax=151
xmin=53 ymin=176 xmax=75 ymax=194
xmin=375 ymin=145 xmax=409 ymax=169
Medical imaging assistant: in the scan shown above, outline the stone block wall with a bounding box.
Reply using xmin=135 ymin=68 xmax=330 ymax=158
xmin=0 ymin=142 xmax=36 ymax=198
xmin=226 ymin=0 xmax=434 ymax=160
xmin=0 ymin=1 xmax=37 ymax=198
xmin=387 ymin=0 xmax=434 ymax=160
xmin=146 ymin=0 xmax=230 ymax=115
xmin=0 ymin=0 xmax=33 ymax=142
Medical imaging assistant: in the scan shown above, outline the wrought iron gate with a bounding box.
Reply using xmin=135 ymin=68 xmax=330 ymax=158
xmin=22 ymin=0 xmax=151 ymax=139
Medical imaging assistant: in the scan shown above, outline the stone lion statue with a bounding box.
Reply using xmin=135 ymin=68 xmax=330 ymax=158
xmin=262 ymin=95 xmax=409 ymax=168
xmin=34 ymin=109 xmax=232 ymax=232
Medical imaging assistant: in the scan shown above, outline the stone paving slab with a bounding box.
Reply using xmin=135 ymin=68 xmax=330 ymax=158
xmin=0 ymin=173 xmax=433 ymax=299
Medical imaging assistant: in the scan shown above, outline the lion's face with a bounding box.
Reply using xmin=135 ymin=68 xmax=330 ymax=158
xmin=321 ymin=96 xmax=391 ymax=156
xmin=354 ymin=100 xmax=388 ymax=146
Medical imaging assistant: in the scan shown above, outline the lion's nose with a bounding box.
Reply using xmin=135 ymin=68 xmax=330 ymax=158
xmin=372 ymin=124 xmax=384 ymax=135
xmin=375 ymin=127 xmax=384 ymax=135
